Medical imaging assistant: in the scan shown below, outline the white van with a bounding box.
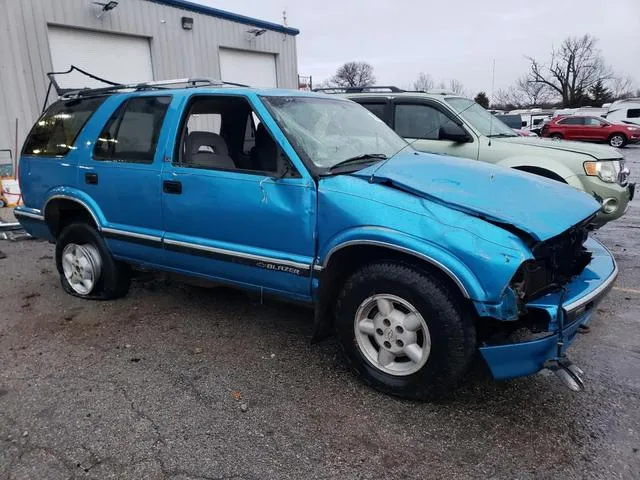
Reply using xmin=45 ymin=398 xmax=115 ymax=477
xmin=604 ymin=98 xmax=640 ymax=126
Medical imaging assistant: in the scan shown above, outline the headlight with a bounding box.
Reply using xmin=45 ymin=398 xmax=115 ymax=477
xmin=583 ymin=160 xmax=621 ymax=183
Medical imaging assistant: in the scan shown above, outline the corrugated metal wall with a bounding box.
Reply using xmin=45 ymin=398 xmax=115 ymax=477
xmin=0 ymin=0 xmax=298 ymax=157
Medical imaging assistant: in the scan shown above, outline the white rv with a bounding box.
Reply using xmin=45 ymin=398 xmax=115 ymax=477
xmin=604 ymin=98 xmax=640 ymax=126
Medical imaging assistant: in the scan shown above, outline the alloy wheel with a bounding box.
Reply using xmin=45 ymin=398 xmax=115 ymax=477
xmin=353 ymin=294 xmax=431 ymax=376
xmin=61 ymin=243 xmax=102 ymax=295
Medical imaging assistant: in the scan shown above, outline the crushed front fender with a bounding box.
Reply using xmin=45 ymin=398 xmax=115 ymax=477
xmin=479 ymin=237 xmax=617 ymax=380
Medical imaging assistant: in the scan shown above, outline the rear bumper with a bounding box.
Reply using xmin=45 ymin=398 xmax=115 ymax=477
xmin=14 ymin=206 xmax=54 ymax=241
xmin=479 ymin=237 xmax=617 ymax=380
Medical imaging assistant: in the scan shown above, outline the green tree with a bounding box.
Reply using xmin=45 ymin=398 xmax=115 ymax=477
xmin=474 ymin=91 xmax=490 ymax=109
xmin=590 ymin=79 xmax=613 ymax=106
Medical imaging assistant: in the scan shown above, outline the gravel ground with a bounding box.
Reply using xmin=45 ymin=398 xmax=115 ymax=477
xmin=1 ymin=147 xmax=639 ymax=480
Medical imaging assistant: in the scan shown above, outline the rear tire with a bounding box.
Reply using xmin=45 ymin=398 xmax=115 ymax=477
xmin=609 ymin=134 xmax=627 ymax=148
xmin=334 ymin=262 xmax=476 ymax=400
xmin=55 ymin=222 xmax=131 ymax=300
xmin=550 ymin=133 xmax=563 ymax=140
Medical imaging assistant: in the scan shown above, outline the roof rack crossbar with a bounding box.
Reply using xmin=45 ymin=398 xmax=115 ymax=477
xmin=60 ymin=77 xmax=250 ymax=99
xmin=314 ymin=86 xmax=405 ymax=93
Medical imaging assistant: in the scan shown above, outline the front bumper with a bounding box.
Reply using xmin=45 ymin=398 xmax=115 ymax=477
xmin=578 ymin=175 xmax=634 ymax=226
xmin=479 ymin=237 xmax=617 ymax=380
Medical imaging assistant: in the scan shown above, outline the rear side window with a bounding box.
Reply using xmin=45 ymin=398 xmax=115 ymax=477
xmin=94 ymin=96 xmax=171 ymax=164
xmin=360 ymin=103 xmax=387 ymax=121
xmin=628 ymin=109 xmax=640 ymax=119
xmin=22 ymin=97 xmax=107 ymax=156
xmin=557 ymin=117 xmax=584 ymax=125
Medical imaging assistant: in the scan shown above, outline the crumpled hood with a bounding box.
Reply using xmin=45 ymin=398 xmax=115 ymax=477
xmin=498 ymin=136 xmax=623 ymax=159
xmin=354 ymin=151 xmax=601 ymax=242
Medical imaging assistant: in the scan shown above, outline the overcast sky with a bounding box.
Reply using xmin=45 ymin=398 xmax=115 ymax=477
xmin=201 ymin=0 xmax=640 ymax=95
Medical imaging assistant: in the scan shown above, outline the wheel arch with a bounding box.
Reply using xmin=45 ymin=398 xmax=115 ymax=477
xmin=608 ymin=132 xmax=627 ymax=145
xmin=312 ymin=230 xmax=485 ymax=342
xmin=43 ymin=193 xmax=103 ymax=239
xmin=512 ymin=165 xmax=567 ymax=183
xmin=497 ymin=156 xmax=584 ymax=189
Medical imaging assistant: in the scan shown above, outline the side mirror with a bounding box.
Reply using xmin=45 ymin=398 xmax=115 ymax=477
xmin=439 ymin=122 xmax=470 ymax=143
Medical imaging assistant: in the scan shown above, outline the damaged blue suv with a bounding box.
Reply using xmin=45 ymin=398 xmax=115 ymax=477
xmin=15 ymin=79 xmax=618 ymax=399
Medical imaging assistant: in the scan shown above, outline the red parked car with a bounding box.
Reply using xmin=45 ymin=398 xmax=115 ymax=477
xmin=541 ymin=115 xmax=640 ymax=148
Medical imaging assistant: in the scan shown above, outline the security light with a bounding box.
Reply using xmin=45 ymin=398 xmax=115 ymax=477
xmin=94 ymin=1 xmax=118 ymax=18
xmin=181 ymin=16 xmax=194 ymax=30
xmin=94 ymin=1 xmax=118 ymax=11
xmin=246 ymin=28 xmax=267 ymax=37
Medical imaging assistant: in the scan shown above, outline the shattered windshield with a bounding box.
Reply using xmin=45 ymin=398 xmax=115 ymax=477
xmin=446 ymin=98 xmax=517 ymax=137
xmin=262 ymin=96 xmax=407 ymax=169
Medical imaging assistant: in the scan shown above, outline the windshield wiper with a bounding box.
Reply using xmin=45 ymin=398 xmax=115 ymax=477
xmin=327 ymin=153 xmax=388 ymax=173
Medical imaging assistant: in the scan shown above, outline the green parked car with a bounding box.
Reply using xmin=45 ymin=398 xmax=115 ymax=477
xmin=330 ymin=88 xmax=634 ymax=227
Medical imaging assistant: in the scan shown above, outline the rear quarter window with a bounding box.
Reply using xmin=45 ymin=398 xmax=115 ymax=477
xmin=22 ymin=97 xmax=107 ymax=157
xmin=93 ymin=96 xmax=171 ymax=164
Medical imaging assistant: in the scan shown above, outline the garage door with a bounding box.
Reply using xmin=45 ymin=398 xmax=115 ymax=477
xmin=47 ymin=27 xmax=153 ymax=90
xmin=219 ymin=48 xmax=277 ymax=88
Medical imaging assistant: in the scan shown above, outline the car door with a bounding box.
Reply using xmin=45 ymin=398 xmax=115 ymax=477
xmin=391 ymin=100 xmax=479 ymax=160
xmin=160 ymin=93 xmax=317 ymax=299
xmin=581 ymin=117 xmax=608 ymax=141
xmin=557 ymin=116 xmax=585 ymax=140
xmin=79 ymin=94 xmax=174 ymax=264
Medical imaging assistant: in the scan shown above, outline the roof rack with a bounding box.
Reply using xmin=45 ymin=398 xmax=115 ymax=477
xmin=60 ymin=77 xmax=248 ymax=100
xmin=313 ymin=86 xmax=405 ymax=94
xmin=42 ymin=66 xmax=249 ymax=111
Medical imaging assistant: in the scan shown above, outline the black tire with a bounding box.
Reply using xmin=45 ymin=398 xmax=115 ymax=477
xmin=609 ymin=134 xmax=627 ymax=148
xmin=55 ymin=222 xmax=131 ymax=300
xmin=334 ymin=262 xmax=476 ymax=400
xmin=550 ymin=133 xmax=563 ymax=140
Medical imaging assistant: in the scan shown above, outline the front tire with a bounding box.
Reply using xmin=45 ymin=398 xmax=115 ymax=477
xmin=334 ymin=262 xmax=476 ymax=400
xmin=609 ymin=134 xmax=627 ymax=148
xmin=550 ymin=133 xmax=563 ymax=140
xmin=55 ymin=222 xmax=131 ymax=299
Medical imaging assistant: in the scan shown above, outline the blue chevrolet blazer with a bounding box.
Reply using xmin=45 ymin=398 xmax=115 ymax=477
xmin=15 ymin=80 xmax=618 ymax=399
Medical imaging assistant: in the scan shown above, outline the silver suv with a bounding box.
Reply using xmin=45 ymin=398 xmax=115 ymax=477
xmin=319 ymin=87 xmax=634 ymax=227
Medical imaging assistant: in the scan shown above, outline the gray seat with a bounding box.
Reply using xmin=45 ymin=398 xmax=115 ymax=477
xmin=185 ymin=131 xmax=235 ymax=169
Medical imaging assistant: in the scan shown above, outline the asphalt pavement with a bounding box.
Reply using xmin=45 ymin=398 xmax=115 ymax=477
xmin=1 ymin=147 xmax=639 ymax=479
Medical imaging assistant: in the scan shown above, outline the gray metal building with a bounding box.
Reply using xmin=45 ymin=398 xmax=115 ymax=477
xmin=0 ymin=0 xmax=300 ymax=159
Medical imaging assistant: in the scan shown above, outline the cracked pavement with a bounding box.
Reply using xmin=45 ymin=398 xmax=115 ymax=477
xmin=1 ymin=147 xmax=639 ymax=479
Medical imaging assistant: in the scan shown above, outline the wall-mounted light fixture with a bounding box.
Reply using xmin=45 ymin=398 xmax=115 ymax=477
xmin=246 ymin=28 xmax=267 ymax=37
xmin=93 ymin=1 xmax=118 ymax=19
xmin=181 ymin=16 xmax=194 ymax=30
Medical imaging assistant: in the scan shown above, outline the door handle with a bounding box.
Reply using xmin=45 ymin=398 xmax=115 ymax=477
xmin=163 ymin=180 xmax=182 ymax=194
xmin=85 ymin=173 xmax=98 ymax=185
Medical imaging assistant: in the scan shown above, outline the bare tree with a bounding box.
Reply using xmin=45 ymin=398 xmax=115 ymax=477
xmin=329 ymin=62 xmax=376 ymax=88
xmin=515 ymin=76 xmax=553 ymax=106
xmin=448 ymin=79 xmax=465 ymax=96
xmin=526 ymin=34 xmax=613 ymax=107
xmin=413 ymin=72 xmax=434 ymax=92
xmin=492 ymin=87 xmax=521 ymax=109
xmin=610 ymin=75 xmax=636 ymax=100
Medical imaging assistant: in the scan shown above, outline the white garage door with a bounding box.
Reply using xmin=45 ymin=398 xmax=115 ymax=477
xmin=47 ymin=27 xmax=153 ymax=90
xmin=219 ymin=48 xmax=277 ymax=88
